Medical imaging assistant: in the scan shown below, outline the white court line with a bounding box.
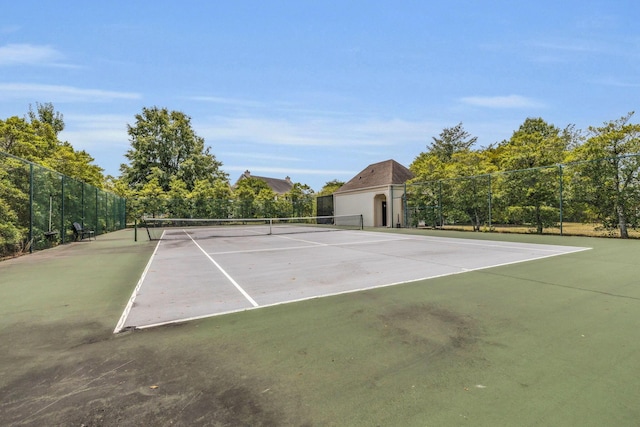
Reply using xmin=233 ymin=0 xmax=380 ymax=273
xmin=132 ymin=243 xmax=591 ymax=330
xmin=113 ymin=233 xmax=164 ymax=333
xmin=186 ymin=231 xmax=259 ymax=308
xmin=407 ymin=234 xmax=590 ymax=254
xmin=209 ymin=235 xmax=415 ymax=255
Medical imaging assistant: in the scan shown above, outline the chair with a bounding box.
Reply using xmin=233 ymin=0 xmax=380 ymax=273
xmin=72 ymin=222 xmax=95 ymax=241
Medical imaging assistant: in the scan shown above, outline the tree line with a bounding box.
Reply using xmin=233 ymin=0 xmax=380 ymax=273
xmin=408 ymin=115 xmax=640 ymax=238
xmin=2 ymin=104 xmax=639 ymax=242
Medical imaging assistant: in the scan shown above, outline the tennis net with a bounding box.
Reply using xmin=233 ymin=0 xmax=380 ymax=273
xmin=141 ymin=214 xmax=364 ymax=240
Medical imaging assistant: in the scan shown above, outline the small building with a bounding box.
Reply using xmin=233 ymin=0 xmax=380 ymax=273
xmin=235 ymin=170 xmax=293 ymax=195
xmin=334 ymin=159 xmax=413 ymax=227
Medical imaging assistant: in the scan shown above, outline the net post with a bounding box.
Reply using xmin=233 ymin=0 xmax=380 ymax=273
xmin=143 ymin=217 xmax=152 ymax=241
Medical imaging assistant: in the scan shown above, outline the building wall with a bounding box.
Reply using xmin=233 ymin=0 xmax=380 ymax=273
xmin=335 ymin=190 xmax=377 ymax=227
xmin=334 ymin=185 xmax=408 ymax=228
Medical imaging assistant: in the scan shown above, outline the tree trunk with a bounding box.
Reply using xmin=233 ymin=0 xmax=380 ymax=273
xmin=617 ymin=204 xmax=629 ymax=239
xmin=535 ymin=205 xmax=543 ymax=234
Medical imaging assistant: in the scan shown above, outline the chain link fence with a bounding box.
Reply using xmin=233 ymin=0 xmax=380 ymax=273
xmin=128 ymin=194 xmax=316 ymax=222
xmin=405 ymin=154 xmax=640 ymax=238
xmin=0 ymin=152 xmax=126 ymax=258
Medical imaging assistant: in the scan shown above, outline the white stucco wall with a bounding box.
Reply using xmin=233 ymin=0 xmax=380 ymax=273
xmin=335 ymin=185 xmax=408 ymax=228
xmin=335 ymin=190 xmax=378 ymax=227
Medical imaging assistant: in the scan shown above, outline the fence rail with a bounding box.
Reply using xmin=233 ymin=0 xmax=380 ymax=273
xmin=1 ymin=151 xmax=126 ymax=258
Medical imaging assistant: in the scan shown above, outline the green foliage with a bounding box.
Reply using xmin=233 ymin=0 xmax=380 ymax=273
xmin=568 ymin=112 xmax=640 ymax=238
xmin=286 ymin=182 xmax=314 ymax=217
xmin=407 ymin=116 xmax=640 ymax=236
xmin=0 ymin=116 xmax=54 ymax=161
xmin=410 ymin=152 xmax=447 ymax=182
xmin=410 ymin=123 xmax=488 ymax=184
xmin=28 ymin=102 xmax=65 ymax=135
xmin=190 ymin=179 xmax=233 ymax=219
xmin=121 ymin=106 xmax=226 ymax=193
xmin=504 ymin=205 xmax=559 ymax=231
xmin=491 ymin=118 xmax=568 ymax=233
xmin=42 ymin=142 xmax=104 ymax=187
xmin=497 ymin=118 xmax=568 ymax=170
xmin=428 ymin=122 xmax=478 ymax=162
xmin=317 ymin=179 xmax=345 ymax=196
xmin=1 ymin=104 xmax=104 ymax=186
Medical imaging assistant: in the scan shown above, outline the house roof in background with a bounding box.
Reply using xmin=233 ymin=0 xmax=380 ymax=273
xmin=235 ymin=170 xmax=294 ymax=194
xmin=335 ymin=159 xmax=413 ymax=193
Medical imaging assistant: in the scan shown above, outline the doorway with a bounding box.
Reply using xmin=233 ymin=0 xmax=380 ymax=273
xmin=381 ymin=201 xmax=387 ymax=227
xmin=374 ymin=194 xmax=387 ymax=227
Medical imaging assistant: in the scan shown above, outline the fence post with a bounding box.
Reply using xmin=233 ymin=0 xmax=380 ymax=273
xmin=404 ymin=183 xmax=408 ymax=227
xmin=390 ymin=185 xmax=394 ymax=228
xmin=95 ymin=187 xmax=99 ymax=234
xmin=438 ymin=180 xmax=443 ymax=228
xmin=488 ymin=174 xmax=492 ymax=229
xmin=558 ymin=164 xmax=563 ymax=236
xmin=61 ymin=175 xmax=65 ymax=244
xmin=29 ymin=163 xmax=33 ymax=253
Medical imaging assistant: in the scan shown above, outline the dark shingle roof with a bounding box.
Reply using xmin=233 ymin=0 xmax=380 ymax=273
xmin=335 ymin=159 xmax=413 ymax=193
xmin=235 ymin=170 xmax=294 ymax=194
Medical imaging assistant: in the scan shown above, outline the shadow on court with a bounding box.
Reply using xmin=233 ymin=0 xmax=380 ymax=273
xmin=1 ymin=228 xmax=639 ymax=426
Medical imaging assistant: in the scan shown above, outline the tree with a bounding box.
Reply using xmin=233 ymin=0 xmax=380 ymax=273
xmin=570 ymin=112 xmax=640 ymax=238
xmin=428 ymin=122 xmax=477 ymax=162
xmin=166 ymin=177 xmax=191 ymax=218
xmin=441 ymin=150 xmax=497 ymax=231
xmin=317 ymin=179 xmax=345 ymax=196
xmin=255 ymin=187 xmax=278 ymax=217
xmin=28 ymin=102 xmax=64 ymax=136
xmin=494 ymin=118 xmax=570 ymax=233
xmin=43 ymin=142 xmax=104 ymax=187
xmin=136 ymin=177 xmax=166 ymax=218
xmin=233 ymin=177 xmax=269 ymax=218
xmin=0 ymin=116 xmax=54 ymax=161
xmin=189 ymin=179 xmax=233 ymax=218
xmin=498 ymin=118 xmax=568 ymax=170
xmin=1 ymin=105 xmax=103 ymax=186
xmin=410 ymin=123 xmax=478 ymax=182
xmin=286 ymin=183 xmax=314 ymax=217
xmin=121 ymin=106 xmax=227 ymax=193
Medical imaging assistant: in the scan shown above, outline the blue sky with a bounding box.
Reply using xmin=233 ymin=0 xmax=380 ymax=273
xmin=1 ymin=1 xmax=638 ymax=191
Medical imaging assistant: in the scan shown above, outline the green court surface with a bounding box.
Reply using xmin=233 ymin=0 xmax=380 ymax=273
xmin=1 ymin=228 xmax=639 ymax=426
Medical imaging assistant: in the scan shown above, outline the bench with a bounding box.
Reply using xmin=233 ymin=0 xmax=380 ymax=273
xmin=72 ymin=222 xmax=95 ymax=241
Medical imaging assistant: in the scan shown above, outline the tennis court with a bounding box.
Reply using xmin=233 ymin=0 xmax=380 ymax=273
xmin=4 ymin=227 xmax=640 ymax=426
xmin=116 ymin=223 xmax=590 ymax=332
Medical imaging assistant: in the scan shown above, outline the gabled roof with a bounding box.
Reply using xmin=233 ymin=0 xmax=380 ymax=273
xmin=235 ymin=170 xmax=294 ymax=194
xmin=335 ymin=159 xmax=413 ymax=193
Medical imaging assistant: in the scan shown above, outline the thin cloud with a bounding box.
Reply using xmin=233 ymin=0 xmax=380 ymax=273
xmin=0 ymin=83 xmax=141 ymax=102
xmin=186 ymin=95 xmax=265 ymax=108
xmin=528 ymin=39 xmax=602 ymax=54
xmin=59 ymin=114 xmax=131 ymax=149
xmin=590 ymin=77 xmax=640 ymax=88
xmin=197 ymin=116 xmax=434 ymax=148
xmin=221 ymin=151 xmax=302 ymax=162
xmin=223 ymin=165 xmax=355 ymax=176
xmin=0 ymin=43 xmax=66 ymax=66
xmin=460 ymin=95 xmax=544 ymax=109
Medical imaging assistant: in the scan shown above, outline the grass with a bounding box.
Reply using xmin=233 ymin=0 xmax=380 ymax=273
xmin=439 ymin=221 xmax=640 ymax=238
xmin=1 ymin=228 xmax=639 ymax=425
